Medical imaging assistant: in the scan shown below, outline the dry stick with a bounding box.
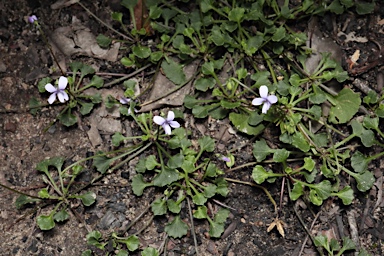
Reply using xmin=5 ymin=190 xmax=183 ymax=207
xmin=103 ymin=63 xmax=153 ymax=88
xmin=298 ymin=211 xmax=321 ymax=256
xmin=76 ymin=1 xmax=134 ymax=42
xmin=347 ymin=210 xmax=360 ymax=256
xmin=187 ymin=196 xmax=199 ymax=256
xmin=287 ymin=181 xmax=324 ymax=256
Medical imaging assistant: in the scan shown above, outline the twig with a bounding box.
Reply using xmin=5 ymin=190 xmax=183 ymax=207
xmin=298 ymin=211 xmax=321 ymax=256
xmin=187 ymin=196 xmax=199 ymax=255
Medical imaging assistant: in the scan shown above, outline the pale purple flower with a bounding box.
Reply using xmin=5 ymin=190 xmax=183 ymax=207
xmin=45 ymin=76 xmax=69 ymax=104
xmin=119 ymin=96 xmax=137 ymax=114
xmin=28 ymin=15 xmax=38 ymax=23
xmin=221 ymin=156 xmax=230 ymax=162
xmin=252 ymin=85 xmax=278 ymax=114
xmin=153 ymin=111 xmax=180 ymax=135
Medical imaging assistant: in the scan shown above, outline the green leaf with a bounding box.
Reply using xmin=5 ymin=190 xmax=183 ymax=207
xmin=112 ymin=132 xmax=126 ymax=147
xmin=244 ymin=35 xmax=264 ymax=56
xmin=229 ymin=112 xmax=265 ymax=135
xmin=209 ymin=221 xmax=225 ymax=238
xmin=193 ymin=205 xmax=208 ymax=219
xmin=252 ymin=139 xmax=274 ymax=161
xmin=38 ymin=188 xmax=51 ymax=199
xmin=354 ymin=171 xmax=375 ymax=192
xmin=29 ymin=97 xmax=41 ymax=115
xmin=132 ymin=45 xmax=151 ymax=59
xmin=272 ymin=27 xmax=286 ymax=42
xmin=198 ymin=136 xmax=215 ymax=153
xmin=340 ymin=236 xmax=356 ymax=252
xmin=292 ymin=132 xmax=310 ymax=152
xmin=121 ymin=0 xmax=138 ymax=9
xmin=96 ymin=34 xmax=112 ymax=48
xmin=89 ymin=93 xmax=102 ymax=103
xmin=220 ymin=99 xmax=241 ymax=109
xmin=141 ymin=247 xmax=159 ymax=256
xmin=59 ymin=111 xmax=77 ymax=127
xmin=203 ymin=184 xmax=217 ymax=198
xmin=167 ymin=199 xmax=181 ymax=214
xmin=213 ymin=177 xmax=228 ymax=196
xmin=79 ymin=102 xmax=94 ymax=115
xmin=151 ymin=197 xmax=167 ymax=215
xmin=86 ymin=230 xmax=105 ymax=249
xmin=88 ymin=75 xmax=104 ymax=88
xmin=360 ymin=129 xmax=375 ymax=147
xmin=36 ymin=156 xmax=65 ymax=174
xmin=54 ymin=209 xmax=69 ymax=222
xmin=363 ymin=116 xmax=379 ymax=130
xmin=111 ymin=12 xmax=123 ymax=22
xmin=167 ymin=152 xmax=184 ymax=169
xmin=308 ymin=180 xmax=332 ymax=205
xmin=132 ymin=174 xmax=152 ymax=196
xmin=252 ymin=165 xmax=272 ymax=184
xmin=214 ymin=208 xmax=230 ymax=224
xmin=153 ymin=167 xmax=179 ymax=187
xmin=192 ymin=192 xmax=207 ymax=205
xmin=314 ymin=235 xmax=330 ymax=251
xmin=350 ymin=119 xmax=363 ymax=136
xmin=303 ymin=157 xmax=315 ymax=171
xmin=161 ymin=59 xmax=186 ymax=85
xmin=145 ymin=155 xmax=159 ymax=170
xmin=332 ymin=186 xmax=354 ymax=205
xmin=15 ymin=195 xmax=40 ymax=209
xmin=329 ymin=88 xmax=361 ymax=124
xmin=37 ymin=214 xmax=55 ymax=230
xmin=290 ymin=182 xmax=303 ymax=200
xmin=39 ymin=77 xmax=52 ymax=93
xmin=93 ymin=155 xmax=112 ymax=174
xmin=201 ymin=61 xmax=215 ymax=75
xmin=272 ymin=149 xmax=290 ymax=163
xmin=79 ymin=191 xmax=97 ymax=206
xmin=351 ymin=151 xmax=369 ymax=173
xmin=165 ymin=215 xmax=188 ymax=238
xmin=121 ymin=57 xmax=135 ymax=67
xmin=123 ymin=235 xmax=140 ymax=251
xmin=356 ymin=1 xmax=375 ymax=15
xmin=80 ymin=64 xmax=95 ymax=77
xmin=194 ymin=77 xmax=216 ymax=91
xmin=228 ymin=7 xmax=245 ymax=22
xmin=81 ymin=249 xmax=92 ymax=256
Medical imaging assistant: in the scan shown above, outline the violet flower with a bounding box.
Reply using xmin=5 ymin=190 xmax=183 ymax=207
xmin=153 ymin=111 xmax=180 ymax=135
xmin=252 ymin=85 xmax=278 ymax=114
xmin=45 ymin=76 xmax=69 ymax=104
xmin=28 ymin=15 xmax=38 ymax=23
xmin=119 ymin=96 xmax=137 ymax=114
xmin=221 ymin=156 xmax=230 ymax=162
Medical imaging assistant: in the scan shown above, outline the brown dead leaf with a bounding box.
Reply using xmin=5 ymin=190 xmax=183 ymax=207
xmin=50 ymin=17 xmax=120 ymax=62
xmin=139 ymin=59 xmax=200 ymax=112
xmin=267 ymin=218 xmax=286 ymax=237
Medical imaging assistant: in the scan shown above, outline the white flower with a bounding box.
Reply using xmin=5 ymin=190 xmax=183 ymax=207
xmin=119 ymin=96 xmax=137 ymax=114
xmin=45 ymin=76 xmax=69 ymax=104
xmin=252 ymin=85 xmax=278 ymax=114
xmin=153 ymin=111 xmax=180 ymax=135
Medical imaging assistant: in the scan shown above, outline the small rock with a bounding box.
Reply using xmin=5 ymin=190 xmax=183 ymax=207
xmin=4 ymin=121 xmax=17 ymax=132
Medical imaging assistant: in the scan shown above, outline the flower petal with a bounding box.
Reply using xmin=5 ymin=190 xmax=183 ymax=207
xmin=259 ymin=85 xmax=268 ymax=98
xmin=167 ymin=111 xmax=175 ymax=121
xmin=62 ymin=91 xmax=69 ymax=102
xmin=45 ymin=83 xmax=57 ymax=93
xmin=119 ymin=97 xmax=130 ymax=104
xmin=262 ymin=102 xmax=271 ymax=114
xmin=57 ymin=92 xmax=66 ymax=103
xmin=153 ymin=116 xmax=165 ymax=125
xmin=268 ymin=95 xmax=277 ymax=104
xmin=169 ymin=121 xmax=180 ymax=128
xmin=58 ymin=76 xmax=68 ymax=90
xmin=163 ymin=124 xmax=172 ymax=135
xmin=252 ymin=97 xmax=265 ymax=106
xmin=48 ymin=93 xmax=57 ymax=104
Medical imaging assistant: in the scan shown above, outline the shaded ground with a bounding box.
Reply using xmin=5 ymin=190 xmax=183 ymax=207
xmin=0 ymin=1 xmax=384 ymax=255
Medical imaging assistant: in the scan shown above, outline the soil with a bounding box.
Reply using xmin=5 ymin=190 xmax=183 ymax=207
xmin=0 ymin=1 xmax=384 ymax=256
